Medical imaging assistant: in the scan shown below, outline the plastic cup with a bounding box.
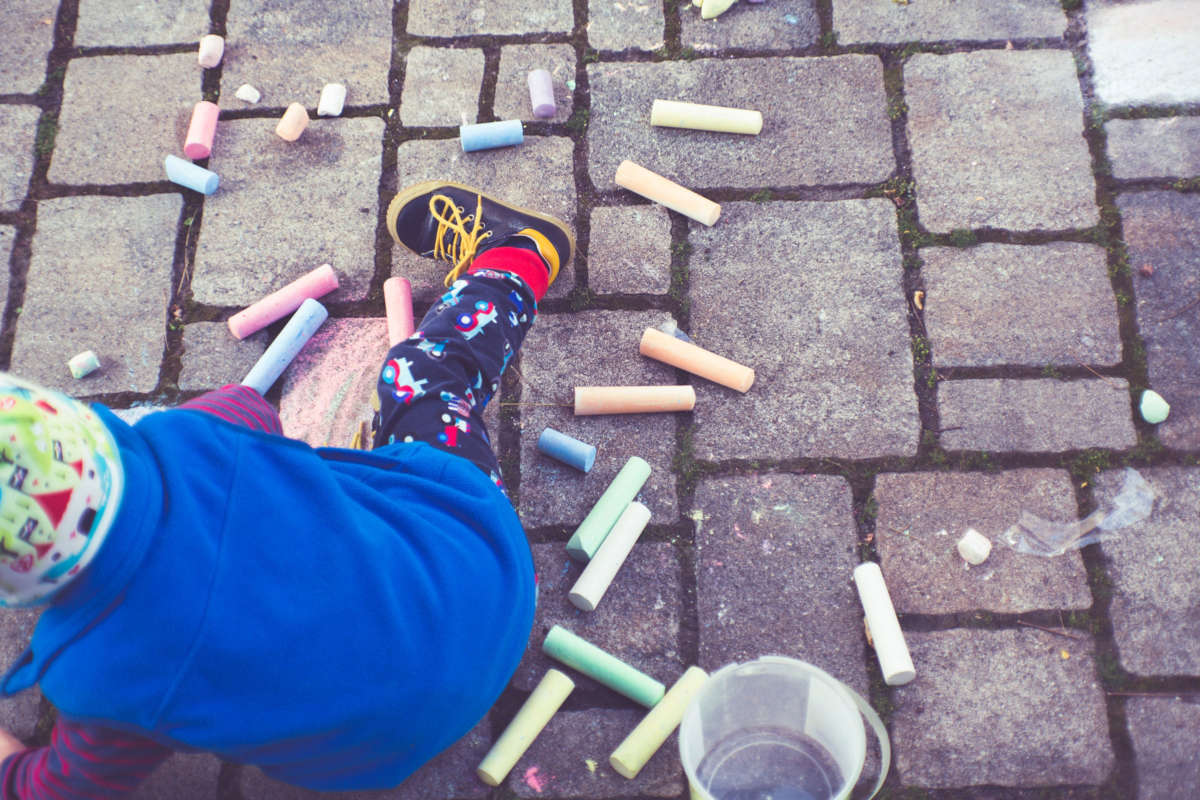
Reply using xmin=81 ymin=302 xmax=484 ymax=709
xmin=679 ymin=657 xmax=866 ymax=800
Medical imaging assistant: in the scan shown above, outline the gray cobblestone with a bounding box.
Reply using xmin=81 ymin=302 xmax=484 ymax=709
xmin=400 ymin=47 xmax=485 ymax=127
xmin=130 ymin=753 xmax=221 ymax=800
xmin=407 ymin=0 xmax=573 ymax=36
xmin=905 ymin=50 xmax=1097 ymax=233
xmin=493 ymin=45 xmax=575 ymax=124
xmin=0 ymin=608 xmax=42 ymax=741
xmin=1127 ymin=695 xmax=1200 ymax=797
xmin=588 ymin=0 xmax=665 ymax=51
xmin=75 ymin=0 xmax=209 ymax=47
xmin=1087 ymin=0 xmax=1200 ymax=106
xmin=0 ymin=106 xmax=39 ymax=211
xmin=939 ymin=378 xmax=1137 ymax=452
xmin=1106 ymin=117 xmax=1200 ymax=180
xmin=832 ymin=0 xmax=1066 ymax=45
xmin=587 ymin=206 xmax=672 ymax=295
xmin=680 ymin=1 xmax=819 ymax=52
xmin=179 ymin=322 xmax=268 ymax=392
xmin=0 ymin=1 xmax=57 ymax=94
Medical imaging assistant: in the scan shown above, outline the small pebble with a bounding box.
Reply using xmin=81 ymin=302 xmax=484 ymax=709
xmin=1139 ymin=389 xmax=1170 ymax=424
xmin=235 ymin=84 xmax=261 ymax=103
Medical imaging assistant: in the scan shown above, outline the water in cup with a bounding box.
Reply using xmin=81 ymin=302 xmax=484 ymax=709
xmin=694 ymin=724 xmax=844 ymax=800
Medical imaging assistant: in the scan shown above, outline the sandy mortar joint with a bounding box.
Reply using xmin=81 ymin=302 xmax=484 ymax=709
xmin=569 ymin=500 xmax=651 ymax=612
xmin=610 ymin=666 xmax=709 ymax=780
xmin=527 ymin=69 xmax=556 ymax=119
xmin=853 ymin=562 xmax=916 ymax=686
xmin=566 ymin=455 xmax=651 ymax=562
xmin=241 ymin=298 xmax=329 ymax=396
xmin=537 ymin=427 xmax=596 ymax=472
xmin=317 ymin=83 xmax=346 ymax=118
xmin=184 ymin=101 xmax=220 ymax=160
xmin=542 ymin=625 xmax=666 ymax=707
xmin=164 ymin=155 xmax=218 ymax=195
xmin=227 ymin=264 xmax=339 ymax=340
xmin=67 ymin=351 xmax=100 ymax=379
xmin=276 ymin=103 xmax=310 ymax=142
xmin=476 ymin=669 xmax=574 ymax=787
xmin=460 ymin=120 xmax=524 ymax=152
xmin=383 ymin=277 xmax=414 ymax=347
xmin=615 ymin=160 xmax=720 ymax=227
xmin=197 ymin=34 xmax=224 ymax=68
xmin=650 ymin=99 xmax=763 ymax=135
xmin=639 ymin=327 xmax=754 ymax=392
xmin=574 ymin=385 xmax=696 ymax=415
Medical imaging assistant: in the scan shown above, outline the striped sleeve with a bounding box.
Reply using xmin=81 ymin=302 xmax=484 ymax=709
xmin=179 ymin=384 xmax=283 ymax=434
xmin=1 ymin=720 xmax=170 ymax=800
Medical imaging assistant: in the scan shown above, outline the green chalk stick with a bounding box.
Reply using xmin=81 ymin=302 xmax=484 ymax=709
xmin=566 ymin=456 xmax=651 ymax=562
xmin=542 ymin=625 xmax=665 ymax=707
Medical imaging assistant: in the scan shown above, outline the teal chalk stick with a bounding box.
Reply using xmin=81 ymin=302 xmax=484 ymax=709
xmin=542 ymin=625 xmax=665 ymax=707
xmin=565 ymin=456 xmax=651 ymax=562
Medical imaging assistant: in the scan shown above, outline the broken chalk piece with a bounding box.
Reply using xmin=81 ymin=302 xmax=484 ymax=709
xmin=956 ymin=528 xmax=992 ymax=566
xmin=383 ymin=277 xmax=414 ymax=347
xmin=537 ymin=427 xmax=597 ymax=473
xmin=650 ymin=99 xmax=763 ymax=135
xmin=527 ymin=69 xmax=556 ymax=118
xmin=700 ymin=0 xmax=738 ymax=20
xmin=241 ymin=298 xmax=328 ymax=395
xmin=477 ymin=669 xmax=574 ymax=787
xmin=1139 ymin=389 xmax=1170 ymax=424
xmin=460 ymin=119 xmax=523 ymax=152
xmin=543 ymin=625 xmax=665 ymax=707
xmin=275 ymin=103 xmax=309 ymax=141
xmin=614 ymin=160 xmax=720 ymax=226
xmin=235 ymin=84 xmax=261 ymax=103
xmin=67 ymin=351 xmax=100 ymax=379
xmin=197 ymin=34 xmax=224 ymax=68
xmin=639 ymin=327 xmax=754 ymax=392
xmin=610 ymin=666 xmax=709 ymax=779
xmin=317 ymin=83 xmax=347 ymax=117
xmin=566 ymin=456 xmax=651 ymax=562
xmin=574 ymin=385 xmax=696 ymax=415
xmin=569 ymin=501 xmax=651 ymax=611
xmin=164 ymin=154 xmax=218 ymax=195
xmin=184 ymin=101 xmax=220 ymax=160
xmin=228 ymin=264 xmax=339 ymax=340
xmin=853 ymin=562 xmax=916 ymax=686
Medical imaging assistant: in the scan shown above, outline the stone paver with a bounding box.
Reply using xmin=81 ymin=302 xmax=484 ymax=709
xmin=494 ymin=45 xmax=575 ymax=124
xmin=48 ymin=54 xmax=198 ymax=186
xmin=905 ymin=50 xmax=1097 ymax=233
xmin=1118 ymin=191 xmax=1200 ymax=449
xmin=1126 ymin=695 xmax=1200 ymax=797
xmin=1087 ymin=0 xmax=1200 ymax=106
xmin=400 ymin=47 xmax=485 ymax=127
xmin=11 ymin=194 xmax=180 ymax=394
xmin=873 ymin=469 xmax=1092 ymax=614
xmin=75 ymin=0 xmax=209 ymax=47
xmin=179 ymin=322 xmax=268 ymax=392
xmin=193 ymin=116 xmax=383 ymax=306
xmin=0 ymin=1 xmax=57 ymax=94
xmin=691 ymin=474 xmax=869 ymax=694
xmin=689 ymin=201 xmax=919 ymax=461
xmin=1097 ymin=467 xmax=1200 ymax=676
xmin=892 ymin=629 xmax=1114 ymax=786
xmin=224 ymin=0 xmax=393 ymax=107
xmin=407 ymin=0 xmax=573 ymax=36
xmin=130 ymin=754 xmax=221 ymax=800
xmin=515 ymin=310 xmax=681 ymax=528
xmin=587 ymin=205 xmax=672 ymax=294
xmin=939 ymin=378 xmax=1137 ymax=452
xmin=588 ymin=0 xmax=664 ymax=51
xmin=0 ymin=106 xmax=39 ymax=211
xmin=833 ymin=0 xmax=1066 ymax=44
xmin=587 ymin=57 xmax=893 ymax=191
xmin=680 ymin=1 xmax=819 ymax=52
xmin=922 ymin=242 xmax=1122 ymax=367
xmin=1106 ymin=118 xmax=1200 ymax=180
xmin=0 ymin=608 xmax=42 ymax=741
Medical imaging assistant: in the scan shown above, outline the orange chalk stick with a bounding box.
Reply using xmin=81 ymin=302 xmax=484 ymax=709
xmin=574 ymin=385 xmax=696 ymax=415
xmin=614 ymin=160 xmax=720 ymax=226
xmin=384 ymin=277 xmax=414 ymax=346
xmin=639 ymin=327 xmax=754 ymax=392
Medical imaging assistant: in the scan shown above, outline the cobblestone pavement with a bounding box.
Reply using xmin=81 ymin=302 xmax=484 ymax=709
xmin=1 ymin=1 xmax=1199 ymax=798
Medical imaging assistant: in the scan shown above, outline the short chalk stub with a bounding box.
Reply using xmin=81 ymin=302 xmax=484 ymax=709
xmin=235 ymin=84 xmax=261 ymax=103
xmin=853 ymin=562 xmax=916 ymax=686
xmin=543 ymin=625 xmax=665 ymax=707
xmin=569 ymin=501 xmax=651 ymax=612
xmin=164 ymin=154 xmax=219 ymax=195
xmin=228 ymin=264 xmax=339 ymax=340
xmin=460 ymin=119 xmax=523 ymax=152
xmin=527 ymin=69 xmax=556 ymax=119
xmin=67 ymin=350 xmax=100 ymax=379
xmin=197 ymin=34 xmax=224 ymax=68
xmin=317 ymin=83 xmax=347 ymax=117
xmin=610 ymin=666 xmax=709 ymax=780
xmin=241 ymin=298 xmax=328 ymax=395
xmin=477 ymin=669 xmax=574 ymax=787
xmin=275 ymin=103 xmax=310 ymax=142
xmin=184 ymin=101 xmax=220 ymax=160
xmin=956 ymin=528 xmax=992 ymax=566
xmin=537 ymin=427 xmax=596 ymax=472
xmin=1140 ymin=389 xmax=1170 ymax=424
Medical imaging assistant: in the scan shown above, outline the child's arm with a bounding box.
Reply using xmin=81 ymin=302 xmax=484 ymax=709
xmin=179 ymin=384 xmax=283 ymax=434
xmin=0 ymin=720 xmax=170 ymax=799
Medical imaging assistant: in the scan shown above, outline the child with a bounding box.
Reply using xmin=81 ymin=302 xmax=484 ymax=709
xmin=0 ymin=182 xmax=574 ymax=797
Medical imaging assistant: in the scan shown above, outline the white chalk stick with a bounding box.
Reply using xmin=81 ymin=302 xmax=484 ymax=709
xmin=197 ymin=35 xmax=224 ymax=68
xmin=956 ymin=528 xmax=992 ymax=565
xmin=853 ymin=562 xmax=915 ymax=686
xmin=614 ymin=160 xmax=720 ymax=226
xmin=650 ymin=99 xmax=763 ymax=135
xmin=318 ymin=83 xmax=346 ymax=117
xmin=235 ymin=84 xmax=261 ymax=103
xmin=610 ymin=666 xmax=709 ymax=779
xmin=569 ymin=501 xmax=651 ymax=611
xmin=477 ymin=669 xmax=574 ymax=787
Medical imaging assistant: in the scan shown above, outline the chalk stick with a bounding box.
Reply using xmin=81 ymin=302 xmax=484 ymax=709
xmin=639 ymin=327 xmax=754 ymax=393
xmin=542 ymin=625 xmax=665 ymax=707
xmin=197 ymin=34 xmax=224 ymax=68
xmin=241 ymin=298 xmax=328 ymax=395
xmin=610 ymin=666 xmax=709 ymax=779
xmin=650 ymin=99 xmax=763 ymax=135
xmin=184 ymin=101 xmax=220 ymax=160
xmin=276 ymin=103 xmax=309 ymax=141
xmin=163 ymin=154 xmax=219 ymax=195
xmin=569 ymin=501 xmax=651 ymax=611
xmin=853 ymin=562 xmax=916 ymax=686
xmin=956 ymin=528 xmax=992 ymax=565
xmin=477 ymin=669 xmax=574 ymax=786
xmin=235 ymin=84 xmax=261 ymax=103
xmin=228 ymin=264 xmax=338 ymax=340
xmin=67 ymin=350 xmax=100 ymax=379
xmin=527 ymin=69 xmax=556 ymax=118
xmin=566 ymin=456 xmax=651 ymax=562
xmin=318 ymin=83 xmax=346 ymax=117
xmin=537 ymin=427 xmax=596 ymax=473
xmin=614 ymin=161 xmax=720 ymax=226
xmin=383 ymin=277 xmax=414 ymax=347
xmin=460 ymin=119 xmax=524 ymax=152
xmin=574 ymin=385 xmax=695 ymax=415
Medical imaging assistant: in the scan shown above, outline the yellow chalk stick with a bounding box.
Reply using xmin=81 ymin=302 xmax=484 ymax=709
xmin=614 ymin=160 xmax=720 ymax=227
xmin=650 ymin=99 xmax=763 ymax=135
xmin=639 ymin=327 xmax=754 ymax=392
xmin=477 ymin=669 xmax=575 ymax=787
xmin=574 ymin=385 xmax=696 ymax=415
xmin=611 ymin=666 xmax=709 ymax=779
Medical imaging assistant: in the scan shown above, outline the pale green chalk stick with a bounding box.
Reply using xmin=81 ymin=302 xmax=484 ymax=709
xmin=477 ymin=669 xmax=574 ymax=786
xmin=566 ymin=456 xmax=651 ymax=562
xmin=542 ymin=625 xmax=665 ymax=707
xmin=611 ymin=666 xmax=709 ymax=779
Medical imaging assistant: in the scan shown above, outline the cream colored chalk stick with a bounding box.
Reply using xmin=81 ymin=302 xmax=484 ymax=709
xmin=275 ymin=103 xmax=309 ymax=141
xmin=477 ymin=669 xmax=574 ymax=786
xmin=853 ymin=563 xmax=916 ymax=686
xmin=610 ymin=666 xmax=709 ymax=779
xmin=574 ymin=385 xmax=696 ymax=415
xmin=639 ymin=327 xmax=754 ymax=392
xmin=569 ymin=501 xmax=651 ymax=611
xmin=651 ymin=99 xmax=763 ymax=135
xmin=614 ymin=161 xmax=720 ymax=226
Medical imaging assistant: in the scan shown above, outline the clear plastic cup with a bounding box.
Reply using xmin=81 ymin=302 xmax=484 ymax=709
xmin=679 ymin=656 xmax=866 ymax=800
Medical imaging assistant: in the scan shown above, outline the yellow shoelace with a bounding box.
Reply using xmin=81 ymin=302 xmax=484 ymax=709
xmin=429 ymin=193 xmax=493 ymax=287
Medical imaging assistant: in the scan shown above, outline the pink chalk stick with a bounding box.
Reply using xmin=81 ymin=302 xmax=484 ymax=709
xmin=184 ymin=101 xmax=220 ymax=159
xmin=228 ymin=264 xmax=339 ymax=340
xmin=384 ymin=277 xmax=414 ymax=346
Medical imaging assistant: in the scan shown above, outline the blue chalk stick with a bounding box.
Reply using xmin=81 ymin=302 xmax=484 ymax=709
xmin=241 ymin=298 xmax=328 ymax=395
xmin=537 ymin=428 xmax=597 ymax=472
xmin=164 ymin=154 xmax=219 ymax=195
xmin=460 ymin=120 xmax=523 ymax=153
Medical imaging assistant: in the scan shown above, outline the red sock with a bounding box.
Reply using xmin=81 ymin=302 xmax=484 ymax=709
xmin=469 ymin=247 xmax=550 ymax=301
